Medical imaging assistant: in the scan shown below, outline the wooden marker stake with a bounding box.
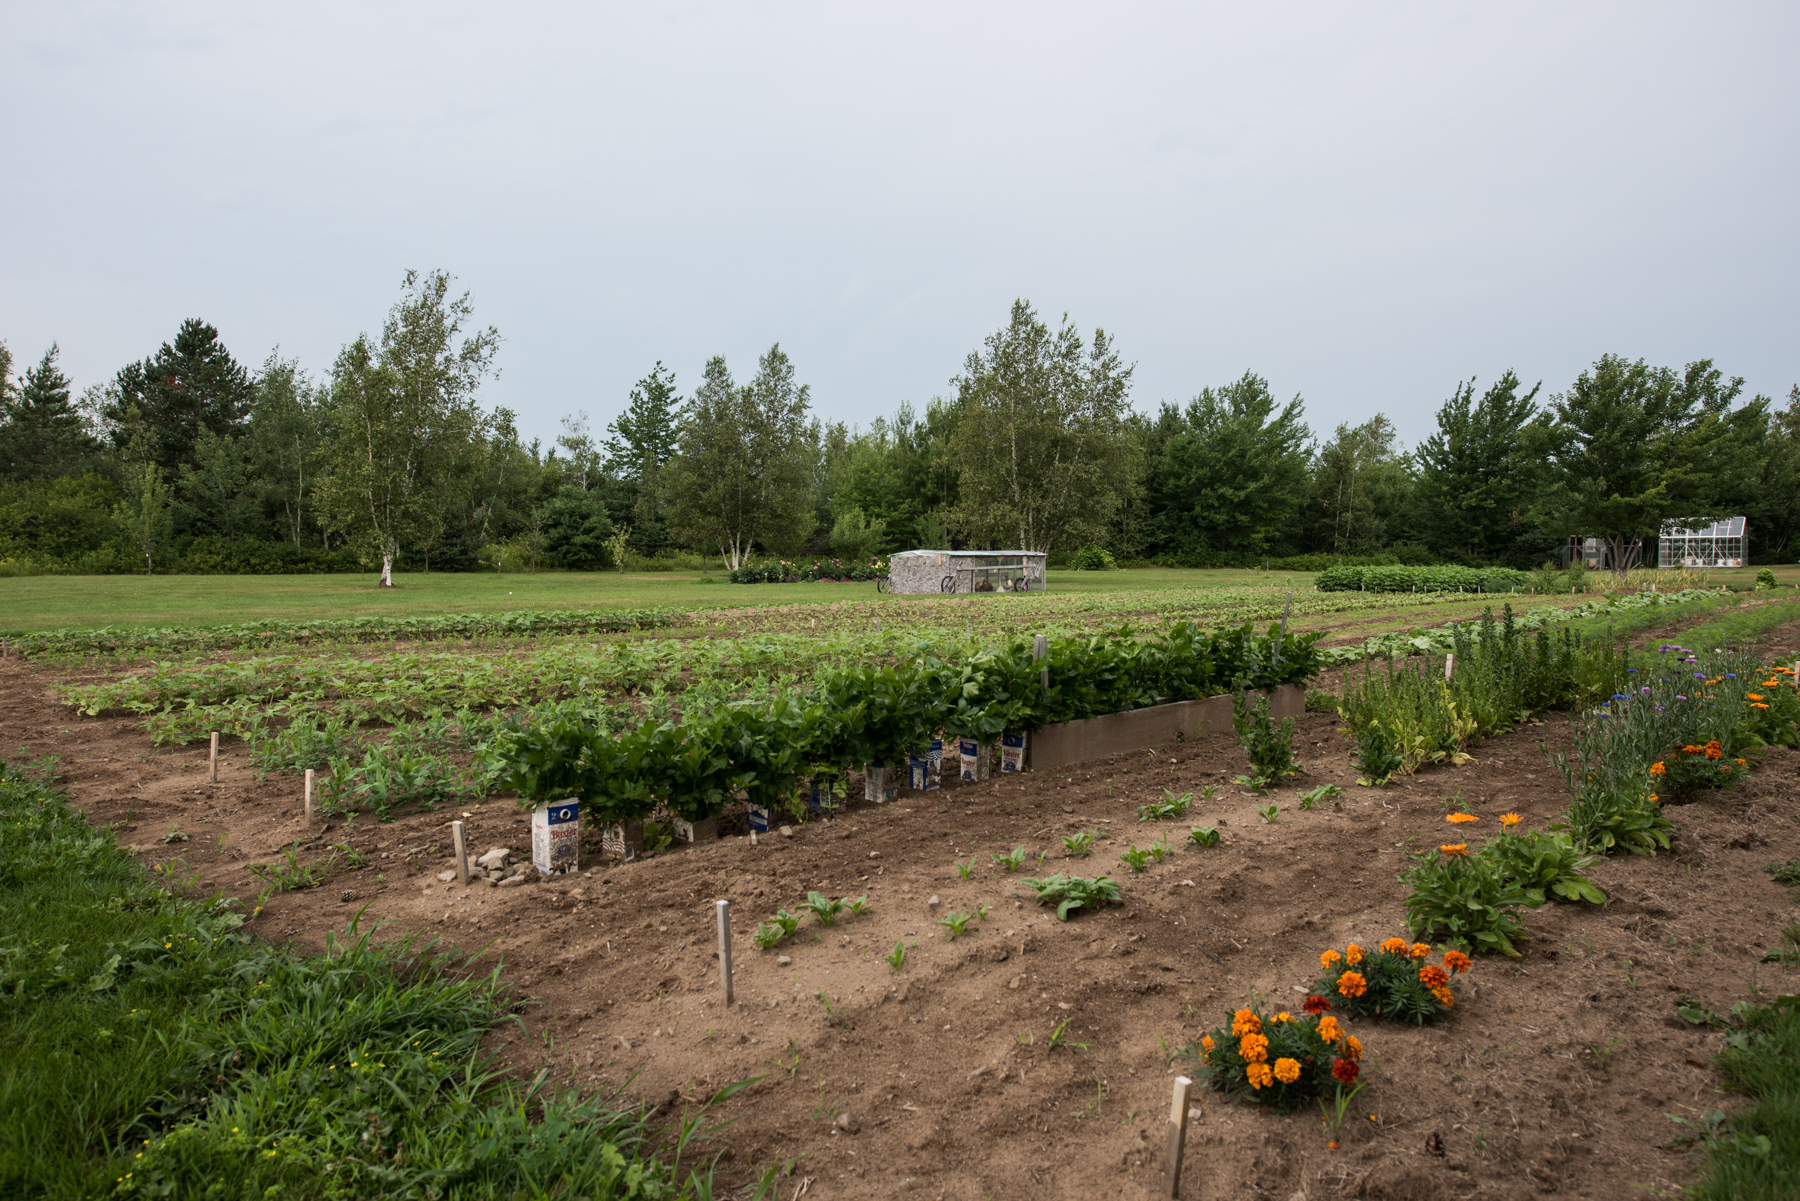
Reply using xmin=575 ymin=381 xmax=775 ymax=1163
xmin=1034 ymin=634 xmax=1049 ymax=691
xmin=304 ymin=769 xmax=316 ymax=823
xmin=209 ymin=732 xmax=219 ymax=782
xmin=716 ymin=899 xmax=735 ymax=1006
xmin=1444 ymin=653 xmax=1457 ymax=682
xmin=1164 ymin=1075 xmax=1194 ymax=1197
xmin=452 ymin=819 xmax=470 ymax=886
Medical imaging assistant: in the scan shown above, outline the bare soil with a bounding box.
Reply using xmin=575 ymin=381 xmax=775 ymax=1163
xmin=3 ymin=625 xmax=1800 ymax=1201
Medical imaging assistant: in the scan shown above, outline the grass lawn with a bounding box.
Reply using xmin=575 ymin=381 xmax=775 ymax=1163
xmin=0 ymin=568 xmax=1314 ymax=632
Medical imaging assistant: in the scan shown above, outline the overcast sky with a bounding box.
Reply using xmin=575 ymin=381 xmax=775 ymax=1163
xmin=4 ymin=2 xmax=1795 ymax=450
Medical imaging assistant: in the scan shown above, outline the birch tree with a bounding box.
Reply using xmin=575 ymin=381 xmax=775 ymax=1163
xmin=665 ymin=347 xmax=816 ymax=568
xmin=317 ymin=270 xmax=500 ymax=586
xmin=945 ymin=300 xmax=1136 ymax=552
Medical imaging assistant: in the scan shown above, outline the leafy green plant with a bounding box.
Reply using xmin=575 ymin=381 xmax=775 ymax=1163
xmin=953 ymin=859 xmax=975 ymax=880
xmin=1048 ymin=1016 xmax=1090 ymax=1052
xmin=1296 ymin=784 xmax=1342 ymax=810
xmin=804 ymin=892 xmax=851 ymax=926
xmin=1192 ymin=1001 xmax=1363 ymax=1112
xmin=1061 ymin=830 xmax=1096 ymax=858
xmin=1351 ymin=720 xmax=1406 ymax=786
xmin=1313 ymin=938 xmax=1472 ymax=1025
xmin=246 ymin=842 xmax=336 ymax=893
xmin=1256 ymin=802 xmax=1279 ymax=824
xmin=938 ymin=911 xmax=973 ymax=940
xmin=1148 ymin=834 xmax=1173 ymax=863
xmin=1020 ymin=873 xmax=1122 ymax=921
xmin=1765 ymin=859 xmax=1800 ymax=887
xmin=1485 ymin=824 xmax=1606 ymax=905
xmin=1137 ymin=790 xmax=1192 ymax=821
xmin=845 ymin=895 xmax=870 ymax=917
xmin=159 ymin=824 xmax=189 ymax=845
xmin=1187 ymin=826 xmax=1221 ymax=848
xmin=1119 ymin=846 xmax=1151 ymax=873
xmin=886 ymin=942 xmax=906 ymax=971
xmin=752 ymin=923 xmax=786 ymax=950
xmin=992 ymin=845 xmax=1028 ymax=872
xmin=1230 ymin=691 xmax=1301 ymax=788
xmin=1304 ymin=688 xmax=1339 ymax=713
xmin=1399 ymin=847 xmax=1532 ymax=957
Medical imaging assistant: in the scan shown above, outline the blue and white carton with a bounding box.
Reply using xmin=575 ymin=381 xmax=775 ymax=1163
xmin=908 ymin=739 xmax=943 ymax=791
xmin=531 ymin=800 xmax=581 ymax=875
xmin=959 ymin=738 xmax=990 ymax=781
xmin=1000 ymin=732 xmax=1027 ymax=773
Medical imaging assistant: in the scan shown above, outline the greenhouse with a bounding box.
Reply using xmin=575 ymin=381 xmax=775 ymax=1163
xmin=1658 ymin=517 xmax=1748 ymax=568
xmin=885 ymin=549 xmax=1048 ymax=594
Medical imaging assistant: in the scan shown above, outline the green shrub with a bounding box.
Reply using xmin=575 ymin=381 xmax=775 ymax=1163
xmin=1230 ymin=691 xmax=1300 ymax=789
xmin=1312 ymin=938 xmax=1472 ymax=1025
xmin=1399 ymin=845 xmax=1533 ymax=956
xmin=1316 ymin=564 xmax=1529 ymax=594
xmin=1754 ymin=567 xmax=1778 ymax=590
xmin=1192 ymin=1003 xmax=1363 ymax=1111
xmin=1067 ymin=545 xmax=1118 ymax=571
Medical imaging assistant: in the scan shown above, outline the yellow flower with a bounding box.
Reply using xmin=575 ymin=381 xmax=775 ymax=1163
xmin=1273 ymin=1011 xmax=1293 ymax=1023
xmin=1430 ymin=986 xmax=1456 ymax=1007
xmin=1239 ymin=1033 xmax=1270 ymax=1063
xmin=1440 ymin=844 xmax=1469 ymax=856
xmin=1344 ymin=1035 xmax=1363 ymax=1062
xmin=1409 ymin=942 xmax=1431 ymax=959
xmin=1498 ymin=812 xmax=1522 ymax=827
xmin=1379 ymin=937 xmax=1408 ymax=955
xmin=1231 ymin=1008 xmax=1262 ymax=1036
xmin=1273 ymin=1058 xmax=1301 ymax=1084
xmin=1345 ymin=944 xmax=1364 ymax=965
xmin=1317 ymin=1015 xmax=1342 ymax=1043
xmin=1319 ymin=949 xmax=1343 ymax=968
xmin=1649 ymin=761 xmax=1666 ymax=776
xmin=1444 ymin=812 xmax=1479 ymax=823
xmin=1246 ymin=1062 xmax=1274 ymax=1089
xmin=1200 ymin=1035 xmax=1215 ymax=1053
xmin=1336 ymin=971 xmax=1368 ymax=999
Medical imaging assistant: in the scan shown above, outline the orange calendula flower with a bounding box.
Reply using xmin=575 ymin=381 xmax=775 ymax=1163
xmin=1336 ymin=971 xmax=1368 ymax=999
xmin=1317 ymin=1015 xmax=1342 ymax=1043
xmin=1443 ymin=950 xmax=1472 ymax=974
xmin=1231 ymin=1009 xmax=1261 ymax=1037
xmin=1345 ymin=944 xmax=1364 ymax=965
xmin=1499 ymin=812 xmax=1522 ymax=827
xmin=1445 ymin=812 xmax=1479 ymax=823
xmin=1273 ymin=1057 xmax=1302 ymax=1084
xmin=1419 ymin=964 xmax=1450 ymax=989
xmin=1409 ymin=942 xmax=1431 ymax=959
xmin=1239 ymin=1033 xmax=1269 ymax=1063
xmin=1344 ymin=1035 xmax=1363 ymax=1062
xmin=1752 ymin=703 xmax=1771 ymax=710
xmin=1246 ymin=1062 xmax=1273 ymax=1089
xmin=1747 ymin=693 xmax=1764 ymax=702
xmin=1380 ymin=938 xmax=1408 ymax=955
xmin=1319 ymin=949 xmax=1343 ymax=968
xmin=1440 ymin=844 xmax=1469 ymax=857
xmin=1649 ymin=762 xmax=1666 ymax=776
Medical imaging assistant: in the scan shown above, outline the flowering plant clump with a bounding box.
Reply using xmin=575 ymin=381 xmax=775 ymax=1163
xmin=1653 ymin=739 xmax=1747 ymax=795
xmin=1738 ymin=669 xmax=1800 ymax=750
xmin=1311 ymin=939 xmax=1471 ymax=1024
xmin=1195 ymin=1002 xmax=1364 ymax=1111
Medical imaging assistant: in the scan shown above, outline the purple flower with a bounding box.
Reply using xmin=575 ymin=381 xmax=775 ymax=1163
xmin=1640 ymin=687 xmax=1651 ymax=694
xmin=1694 ymin=673 xmax=1706 ymax=679
xmin=1675 ymin=694 xmax=1688 ymax=701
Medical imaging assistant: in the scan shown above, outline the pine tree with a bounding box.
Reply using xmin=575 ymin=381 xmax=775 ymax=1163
xmin=108 ymin=319 xmax=254 ymax=474
xmin=1412 ymin=371 xmax=1545 ymax=563
xmin=0 ymin=343 xmax=97 ymax=481
xmin=604 ymin=362 xmax=684 ymax=478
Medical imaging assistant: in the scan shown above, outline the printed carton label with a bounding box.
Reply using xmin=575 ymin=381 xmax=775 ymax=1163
xmin=1001 ymin=732 xmax=1027 ymax=773
xmin=532 ymin=801 xmax=580 ymax=874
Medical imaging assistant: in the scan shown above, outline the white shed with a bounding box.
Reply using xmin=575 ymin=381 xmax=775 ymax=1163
xmin=884 ymin=549 xmax=1048 ymax=594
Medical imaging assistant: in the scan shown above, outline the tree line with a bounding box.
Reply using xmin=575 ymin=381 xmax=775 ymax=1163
xmin=2 ymin=285 xmax=1795 ymax=578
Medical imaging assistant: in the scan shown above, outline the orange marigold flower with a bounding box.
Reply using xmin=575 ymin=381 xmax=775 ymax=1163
xmin=1443 ymin=950 xmax=1472 ymax=974
xmin=1231 ymin=1009 xmax=1261 ymax=1037
xmin=1273 ymin=1057 xmax=1301 ymax=1084
xmin=1704 ymin=743 xmax=1723 ymax=760
xmin=1440 ymin=844 xmax=1469 ymax=857
xmin=1735 ymin=758 xmax=1747 ymax=766
xmin=1332 ymin=1057 xmax=1360 ymax=1084
xmin=1419 ymin=964 xmax=1450 ymax=989
xmin=1201 ymin=1035 xmax=1215 ymax=1051
xmin=1274 ymin=1012 xmax=1293 ymax=1023
xmin=1380 ymin=938 xmax=1409 ymax=955
xmin=1319 ymin=949 xmax=1343 ymax=969
xmin=1445 ymin=812 xmax=1480 ymax=823
xmin=1246 ymin=1062 xmax=1273 ymax=1089
xmin=1302 ymin=994 xmax=1332 ymax=1015
xmin=1344 ymin=1035 xmax=1363 ymax=1062
xmin=1409 ymin=942 xmax=1431 ymax=959
xmin=1649 ymin=762 xmax=1666 ymax=776
xmin=1336 ymin=971 xmax=1368 ymax=999
xmin=1317 ymin=1015 xmax=1342 ymax=1043
xmin=1239 ymin=1033 xmax=1269 ymax=1063
xmin=1345 ymin=944 xmax=1365 ymax=965
xmin=1431 ymin=986 xmax=1455 ymax=1007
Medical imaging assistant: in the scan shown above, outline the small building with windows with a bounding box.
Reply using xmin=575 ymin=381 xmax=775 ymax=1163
xmin=885 ymin=549 xmax=1048 ymax=594
xmin=1659 ymin=517 xmax=1748 ymax=568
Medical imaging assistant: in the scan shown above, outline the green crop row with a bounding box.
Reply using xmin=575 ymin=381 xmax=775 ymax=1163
xmin=487 ymin=621 xmax=1323 ymax=824
xmin=1316 ymin=565 xmax=1532 ymax=594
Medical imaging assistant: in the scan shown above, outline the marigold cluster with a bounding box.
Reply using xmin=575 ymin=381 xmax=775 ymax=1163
xmin=1319 ymin=949 xmax=1342 ymax=968
xmin=1273 ymin=1058 xmax=1301 ymax=1084
xmin=1246 ymin=1062 xmax=1273 ymax=1089
xmin=1440 ymin=844 xmax=1469 ymax=857
xmin=1336 ymin=971 xmax=1368 ymax=999
xmin=1331 ymin=1058 xmax=1360 ymax=1084
xmin=1430 ymin=986 xmax=1455 ymax=1007
xmin=1345 ymin=944 xmax=1365 ymax=965
xmin=1231 ymin=1009 xmax=1261 ymax=1037
xmin=1419 ymin=965 xmax=1450 ymax=989
xmin=1317 ymin=1015 xmax=1343 ymax=1043
xmin=1273 ymin=1011 xmax=1293 ymax=1023
xmin=1443 ymin=950 xmax=1472 ymax=974
xmin=1344 ymin=1035 xmax=1363 ymax=1061
xmin=1409 ymin=942 xmax=1431 ymax=959
xmin=1498 ymin=812 xmax=1522 ymax=827
xmin=1379 ymin=937 xmax=1409 ymax=955
xmin=1302 ymin=994 xmax=1332 ymax=1015
xmin=1649 ymin=761 xmax=1666 ymax=776
xmin=1200 ymin=1035 xmax=1215 ymax=1053
xmin=1238 ymin=1033 xmax=1269 ymax=1063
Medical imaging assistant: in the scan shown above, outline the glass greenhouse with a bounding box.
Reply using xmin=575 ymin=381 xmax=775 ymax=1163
xmin=1658 ymin=517 xmax=1747 ymax=568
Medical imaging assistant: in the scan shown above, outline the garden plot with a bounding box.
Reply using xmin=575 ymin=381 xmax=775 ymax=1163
xmin=3 ymin=611 xmax=1798 ymax=1199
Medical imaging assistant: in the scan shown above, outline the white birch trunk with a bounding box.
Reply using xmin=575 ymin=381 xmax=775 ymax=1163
xmin=380 ymin=552 xmax=394 ymax=587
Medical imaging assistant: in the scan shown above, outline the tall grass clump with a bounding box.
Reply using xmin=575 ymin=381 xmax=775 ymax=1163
xmin=0 ymin=760 xmax=731 ymax=1199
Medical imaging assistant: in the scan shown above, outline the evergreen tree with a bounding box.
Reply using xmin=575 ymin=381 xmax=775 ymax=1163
xmin=0 ymin=343 xmax=97 ymax=481
xmin=604 ymin=362 xmax=685 ymax=552
xmin=1412 ymin=371 xmax=1546 ymax=564
xmin=109 ymin=319 xmax=254 ymax=474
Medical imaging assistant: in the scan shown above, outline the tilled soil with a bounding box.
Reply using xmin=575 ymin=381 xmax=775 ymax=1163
xmin=3 ymin=634 xmax=1800 ymax=1201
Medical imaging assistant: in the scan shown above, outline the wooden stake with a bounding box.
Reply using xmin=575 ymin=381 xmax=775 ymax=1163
xmin=1034 ymin=634 xmax=1049 ymax=691
xmin=452 ymin=819 xmax=470 ymax=886
xmin=304 ymin=769 xmax=316 ymax=823
xmin=716 ymin=899 xmax=735 ymax=1006
xmin=209 ymin=732 xmax=219 ymax=782
xmin=1444 ymin=653 xmax=1457 ymax=681
xmin=1164 ymin=1075 xmax=1194 ymax=1197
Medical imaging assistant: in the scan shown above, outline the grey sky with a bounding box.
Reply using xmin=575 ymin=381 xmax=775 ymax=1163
xmin=4 ymin=2 xmax=1795 ymax=450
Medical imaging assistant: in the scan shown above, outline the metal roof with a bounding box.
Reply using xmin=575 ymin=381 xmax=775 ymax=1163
xmin=1661 ymin=517 xmax=1746 ymax=538
xmin=889 ymin=548 xmax=1046 ymax=558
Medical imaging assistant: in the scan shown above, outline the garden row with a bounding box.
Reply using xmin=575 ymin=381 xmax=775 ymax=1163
xmin=727 ymin=556 xmax=888 ymax=583
xmin=1316 ymin=564 xmax=1532 ymax=593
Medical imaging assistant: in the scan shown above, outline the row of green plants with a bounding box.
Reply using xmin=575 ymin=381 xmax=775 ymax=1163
xmin=8 ymin=604 xmax=681 ymax=658
xmin=0 ymin=758 xmax=735 ymax=1198
xmin=1315 ymin=564 xmax=1531 ymax=593
xmin=727 ymin=557 xmax=888 ymax=584
xmin=490 ymin=622 xmax=1321 ymax=824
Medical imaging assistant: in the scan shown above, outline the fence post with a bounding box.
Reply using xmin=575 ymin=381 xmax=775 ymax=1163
xmin=1033 ymin=634 xmax=1049 ymax=691
xmin=1444 ymin=653 xmax=1457 ymax=682
xmin=209 ymin=732 xmax=219 ymax=783
xmin=304 ymin=769 xmax=316 ymax=823
xmin=1272 ymin=591 xmax=1292 ymax=667
xmin=1164 ymin=1075 xmax=1194 ymax=1197
xmin=452 ymin=819 xmax=470 ymax=886
xmin=716 ymin=899 xmax=735 ymax=1006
